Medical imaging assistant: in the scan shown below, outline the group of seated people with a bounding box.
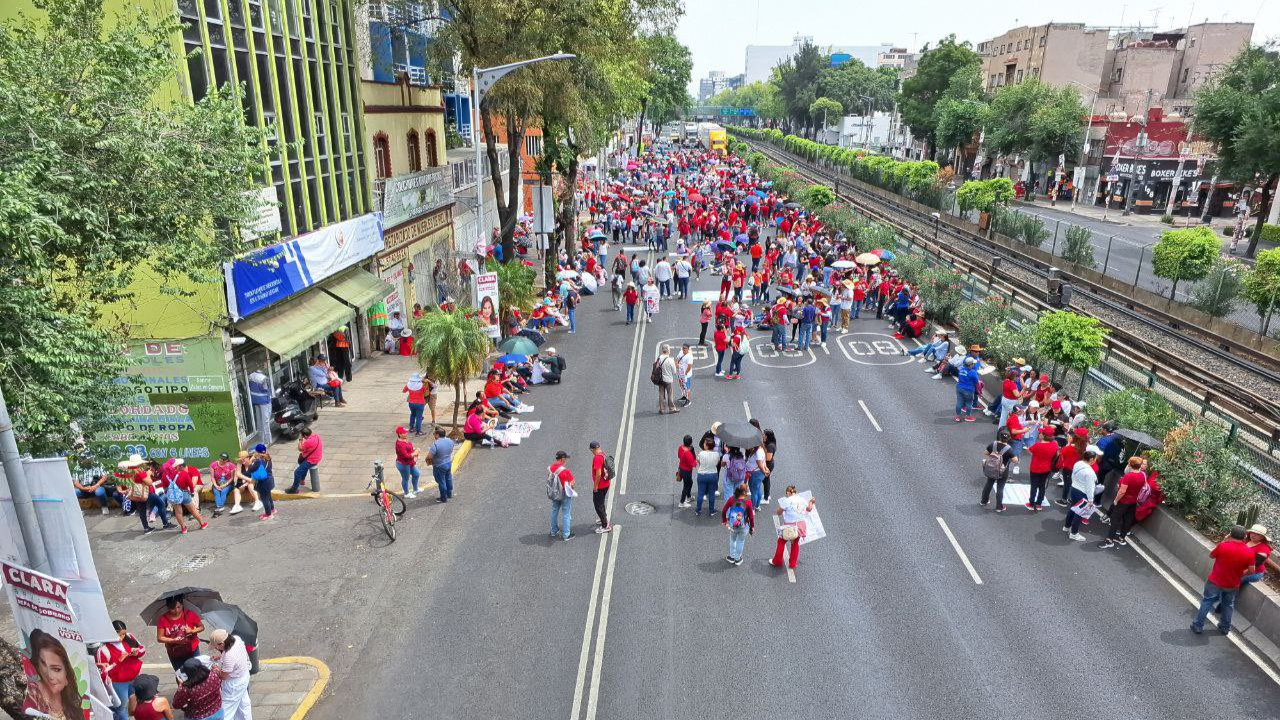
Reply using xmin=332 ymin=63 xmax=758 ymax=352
xmin=461 ymin=349 xmax=567 ymax=448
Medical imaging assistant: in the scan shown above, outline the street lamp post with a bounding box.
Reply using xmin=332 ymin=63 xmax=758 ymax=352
xmin=1071 ymin=86 xmax=1100 ymax=212
xmin=859 ymin=95 xmax=874 ymax=150
xmin=470 ymin=53 xmax=575 ymax=259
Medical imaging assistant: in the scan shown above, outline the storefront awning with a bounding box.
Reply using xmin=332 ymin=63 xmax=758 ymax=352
xmin=323 ymin=269 xmax=394 ymax=311
xmin=235 ymin=291 xmax=353 ymax=358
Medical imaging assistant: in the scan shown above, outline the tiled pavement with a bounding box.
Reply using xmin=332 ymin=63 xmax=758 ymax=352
xmin=146 ymin=658 xmax=326 ymax=720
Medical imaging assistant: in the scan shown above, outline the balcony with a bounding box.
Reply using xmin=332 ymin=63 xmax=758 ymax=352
xmin=447 ymin=146 xmax=511 ymax=192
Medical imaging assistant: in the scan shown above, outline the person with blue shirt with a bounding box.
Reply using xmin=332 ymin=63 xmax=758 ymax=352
xmin=426 ymin=427 xmax=455 ymax=502
xmin=797 ymin=298 xmax=818 ymax=350
xmin=247 ymin=371 xmax=273 ymax=446
xmin=890 ymin=288 xmax=911 ymax=330
xmin=955 ymin=356 xmax=981 ymax=422
xmin=1094 ymin=421 xmax=1125 ymax=511
xmin=308 ymin=356 xmax=345 ymax=406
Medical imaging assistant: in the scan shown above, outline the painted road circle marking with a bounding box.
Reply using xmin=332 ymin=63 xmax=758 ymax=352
xmin=746 ymin=335 xmax=816 ymax=368
xmin=654 ymin=337 xmax=716 ymax=370
xmin=836 ymin=332 xmax=913 ymax=366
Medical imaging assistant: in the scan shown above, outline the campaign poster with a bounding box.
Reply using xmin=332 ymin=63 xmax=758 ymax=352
xmin=473 ymin=271 xmax=500 ymax=339
xmin=2 ymin=561 xmax=92 ymax=720
xmin=771 ymin=490 xmax=826 ymax=546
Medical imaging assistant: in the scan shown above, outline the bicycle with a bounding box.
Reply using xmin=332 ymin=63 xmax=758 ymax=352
xmin=367 ymin=461 xmax=407 ymax=541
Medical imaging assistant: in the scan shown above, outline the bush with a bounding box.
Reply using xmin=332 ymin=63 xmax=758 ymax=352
xmin=956 ymin=178 xmax=1014 ymax=214
xmin=1160 ymin=213 xmax=1175 ymax=225
xmin=1152 ymin=226 xmax=1220 ymax=298
xmin=1033 ymin=311 xmax=1107 ymax=370
xmin=803 ymin=184 xmax=836 ymax=208
xmin=954 ymin=296 xmax=1012 ymax=350
xmin=914 ymin=267 xmax=969 ymax=325
xmin=1261 ymin=223 xmax=1280 ymax=246
xmin=1187 ymin=259 xmax=1244 ymax=318
xmin=984 ymin=321 xmax=1038 ymax=372
xmin=1158 ymin=420 xmax=1260 ymax=533
xmin=1095 ymin=389 xmax=1181 ymax=439
xmin=888 ymin=251 xmax=928 ymax=286
xmin=1060 ymin=225 xmax=1096 ymax=268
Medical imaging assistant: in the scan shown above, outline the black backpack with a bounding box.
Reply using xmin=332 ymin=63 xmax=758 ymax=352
xmin=602 ymin=454 xmax=616 ymax=480
xmin=650 ymin=358 xmax=664 ymax=386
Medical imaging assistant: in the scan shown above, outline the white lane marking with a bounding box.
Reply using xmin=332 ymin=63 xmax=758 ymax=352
xmin=568 ymin=532 xmax=610 ymax=720
xmin=858 ymin=400 xmax=882 ymax=432
xmin=742 ymin=400 xmax=752 ymax=420
xmin=936 ymin=517 xmax=983 ymax=585
xmin=821 ymin=343 xmax=830 ymax=355
xmin=787 ymin=566 xmax=796 ymax=583
xmin=584 ymin=525 xmax=623 ymax=720
xmin=618 ymin=319 xmax=646 ymax=497
xmin=1128 ymin=537 xmax=1280 ymax=686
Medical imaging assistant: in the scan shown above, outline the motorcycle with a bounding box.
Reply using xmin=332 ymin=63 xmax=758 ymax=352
xmin=271 ymin=379 xmax=317 ymax=439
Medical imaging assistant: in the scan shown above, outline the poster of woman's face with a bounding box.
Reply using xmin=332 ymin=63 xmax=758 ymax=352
xmin=479 ymin=296 xmax=496 ymax=326
xmin=22 ymin=629 xmax=87 ymax=719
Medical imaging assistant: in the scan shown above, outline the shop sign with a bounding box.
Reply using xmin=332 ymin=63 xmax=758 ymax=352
xmin=381 ymin=266 xmax=406 ymax=318
xmin=382 ymin=168 xmax=451 ymax=228
xmin=1107 ymin=159 xmax=1202 ymax=182
xmin=97 ymin=338 xmax=241 ymax=463
xmin=378 ymin=208 xmax=453 ymax=270
xmin=224 ymin=212 xmax=385 ymax=319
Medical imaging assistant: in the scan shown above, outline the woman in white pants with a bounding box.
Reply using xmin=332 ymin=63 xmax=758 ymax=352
xmin=211 ymin=629 xmax=253 ymax=720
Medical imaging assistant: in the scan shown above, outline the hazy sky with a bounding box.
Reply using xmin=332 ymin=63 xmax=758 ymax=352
xmin=676 ymin=0 xmax=1279 ymax=91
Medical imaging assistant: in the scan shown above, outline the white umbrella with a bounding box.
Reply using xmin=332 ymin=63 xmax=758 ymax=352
xmin=556 ymin=270 xmax=580 ymax=280
xmin=832 ymin=260 xmax=857 ymax=269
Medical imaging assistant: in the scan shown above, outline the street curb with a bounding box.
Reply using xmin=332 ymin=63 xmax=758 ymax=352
xmin=79 ymin=441 xmax=478 ymax=508
xmin=263 ymin=656 xmax=331 ymax=720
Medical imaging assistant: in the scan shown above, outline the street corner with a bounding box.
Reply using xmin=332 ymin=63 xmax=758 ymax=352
xmin=141 ymin=656 xmax=330 ymax=720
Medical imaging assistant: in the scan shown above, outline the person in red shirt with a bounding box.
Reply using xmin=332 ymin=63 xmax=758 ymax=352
xmin=156 ymin=597 xmax=204 ymax=670
xmin=168 ymin=459 xmax=208 ymax=534
xmin=1054 ymin=433 xmax=1085 ymax=506
xmin=549 ymin=450 xmax=575 ymax=540
xmin=721 ymin=484 xmax=755 ymax=565
xmin=713 ymin=324 xmax=730 ymax=377
xmin=394 ymin=426 xmax=421 ymax=497
xmin=676 ymin=435 xmax=697 ymax=508
xmin=1025 ymin=426 xmax=1059 ymax=511
xmin=1099 ymin=456 xmax=1149 ymax=548
xmin=749 ymin=241 xmax=764 ymax=272
xmin=590 ymin=441 xmax=612 ymax=533
xmin=1192 ymin=525 xmax=1258 ymax=635
xmin=623 ymin=282 xmax=638 ymax=325
xmin=98 ymin=619 xmax=146 ymax=714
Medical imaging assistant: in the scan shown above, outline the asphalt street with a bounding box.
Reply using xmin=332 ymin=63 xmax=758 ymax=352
xmin=293 ymin=262 xmax=1280 ymax=720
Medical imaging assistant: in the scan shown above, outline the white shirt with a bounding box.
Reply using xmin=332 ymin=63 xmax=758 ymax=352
xmin=695 ymin=450 xmax=720 ymax=475
xmin=778 ymin=494 xmax=808 ymax=524
xmin=676 ymin=352 xmax=693 ymax=378
xmin=654 ymin=261 xmax=673 ymax=282
xmin=218 ymin=636 xmax=251 ymax=680
xmin=642 ymin=284 xmax=660 ymax=302
xmin=674 ymin=260 xmax=692 ymax=278
xmin=1070 ymin=461 xmax=1098 ymax=497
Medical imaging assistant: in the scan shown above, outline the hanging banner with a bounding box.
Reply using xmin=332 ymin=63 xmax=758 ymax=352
xmin=224 ymin=212 xmax=385 ymax=319
xmin=472 ymin=272 xmax=500 ymax=339
xmin=3 ymin=561 xmax=94 ymax=720
xmin=382 ymin=168 xmax=451 ymax=228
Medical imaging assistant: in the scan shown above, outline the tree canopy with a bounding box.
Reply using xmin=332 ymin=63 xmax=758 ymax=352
xmin=897 ymin=35 xmax=980 ymax=157
xmin=1151 ymin=227 xmax=1221 ymax=299
xmin=983 ymin=80 xmax=1086 ymax=165
xmin=772 ymin=41 xmax=826 ymax=136
xmin=815 ymin=58 xmax=895 ymax=117
xmin=0 ymin=0 xmax=266 ymax=455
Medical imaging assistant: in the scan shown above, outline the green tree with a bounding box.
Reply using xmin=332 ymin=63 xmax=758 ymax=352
xmin=897 ymin=35 xmax=980 ymax=158
xmin=955 ymin=178 xmax=1014 ymax=214
xmin=772 ymin=41 xmax=825 ymax=137
xmin=985 ymin=80 xmax=1086 ymax=172
xmin=0 ymin=0 xmax=266 ymax=455
xmin=1033 ymin=311 xmax=1108 ymax=372
xmin=808 ymin=97 xmax=843 ymax=133
xmin=1195 ymin=44 xmax=1280 ymax=257
xmin=710 ymin=81 xmax=783 ymax=125
xmin=414 ymin=309 xmax=492 ymax=431
xmin=634 ymin=31 xmax=693 ymax=144
xmin=815 ymin=58 xmax=894 ymax=117
xmin=1060 ymin=225 xmax=1097 ymax=269
xmin=934 ymin=66 xmax=988 ymax=172
xmin=1187 ymin=259 xmax=1244 ymax=318
xmin=1151 ymin=226 xmax=1220 ymax=299
xmin=1242 ymin=247 xmax=1280 ymax=333
xmin=485 ymin=258 xmax=537 ymax=330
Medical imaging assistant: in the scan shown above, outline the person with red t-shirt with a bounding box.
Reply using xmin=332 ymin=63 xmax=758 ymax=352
xmin=1025 ymin=427 xmax=1059 ymax=511
xmin=156 ymin=598 xmax=204 ymax=670
xmin=727 ymin=328 xmax=746 ymax=379
xmin=394 ymin=426 xmax=421 ymax=498
xmin=1054 ymin=432 xmax=1086 ymax=506
xmin=98 ymin=619 xmax=146 ymax=717
xmin=875 ymin=277 xmax=892 ymax=318
xmin=749 ymin=241 xmax=763 ymax=271
xmin=1192 ymin=526 xmax=1258 ymax=634
xmin=166 ymin=459 xmax=207 ymax=534
xmin=1100 ymin=456 xmax=1149 ymax=548
xmin=623 ymin=282 xmax=638 ymax=325
xmin=549 ymin=450 xmax=575 ymax=541
xmin=676 ymin=435 xmax=697 ymax=508
xmin=713 ymin=324 xmax=730 ymax=377
xmin=731 ymin=262 xmax=746 ymax=303
xmin=590 ymin=441 xmax=611 ymax=533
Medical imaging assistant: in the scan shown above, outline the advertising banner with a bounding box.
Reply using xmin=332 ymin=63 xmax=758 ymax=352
xmin=225 ymin=212 xmax=385 ymax=319
xmin=3 ymin=561 xmax=94 ymax=720
xmin=382 ymin=168 xmax=451 ymax=229
xmin=473 ymin=272 xmax=500 ymax=339
xmin=98 ymin=338 xmax=241 ymax=464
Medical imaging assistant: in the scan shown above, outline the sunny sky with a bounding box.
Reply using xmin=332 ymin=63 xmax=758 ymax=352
xmin=676 ymin=0 xmax=1279 ymax=92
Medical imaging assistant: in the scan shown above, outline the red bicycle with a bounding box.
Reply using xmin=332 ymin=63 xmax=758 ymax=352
xmin=368 ymin=461 xmax=407 ymax=541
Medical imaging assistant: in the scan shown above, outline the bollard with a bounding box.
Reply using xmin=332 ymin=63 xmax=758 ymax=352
xmin=308 ymin=467 xmax=321 ymax=492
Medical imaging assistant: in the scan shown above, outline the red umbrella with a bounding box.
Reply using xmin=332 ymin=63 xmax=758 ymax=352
xmin=688 ymin=192 xmax=705 ymax=204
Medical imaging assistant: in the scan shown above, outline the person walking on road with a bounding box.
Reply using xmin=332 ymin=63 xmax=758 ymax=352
xmin=721 ymin=484 xmax=755 ymax=566
xmin=427 ymin=427 xmax=455 ymax=502
xmin=1025 ymin=426 xmax=1058 ymax=511
xmin=694 ymin=436 xmax=721 ymax=516
xmin=403 ymin=373 xmax=432 ymax=435
xmin=623 ymin=282 xmax=638 ymax=325
xmin=654 ymin=257 xmax=673 ymax=298
xmin=655 ymin=345 xmax=680 ymax=414
xmin=677 ymin=344 xmax=695 ymax=406
xmin=980 ymin=429 xmax=1017 ymax=513
xmin=1062 ymin=446 xmax=1100 ymax=541
xmin=642 ymin=277 xmax=660 ymax=322
xmin=771 ymin=485 xmax=815 ymax=570
xmin=590 ymin=441 xmax=612 ymax=533
xmin=676 ymin=435 xmax=696 ymax=507
xmin=286 ymin=426 xmax=322 ymax=494
xmin=1191 ymin=525 xmax=1256 ymax=635
xmin=393 ymin=427 xmax=421 ymax=498
xmin=698 ymin=302 xmax=713 ymax=346
xmin=548 ymin=450 xmax=576 ymax=541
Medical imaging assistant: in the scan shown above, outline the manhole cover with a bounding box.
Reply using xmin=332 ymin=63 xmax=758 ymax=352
xmin=625 ymin=501 xmax=656 ymax=516
xmin=177 ymin=554 xmax=215 ymax=573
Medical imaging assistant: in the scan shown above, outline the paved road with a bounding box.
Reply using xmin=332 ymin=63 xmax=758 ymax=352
xmin=295 ymin=263 xmax=1280 ymax=720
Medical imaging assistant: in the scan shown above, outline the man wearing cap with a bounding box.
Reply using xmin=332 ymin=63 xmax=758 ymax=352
xmin=1062 ymin=446 xmax=1100 ymax=541
xmin=209 ymin=453 xmax=237 ymax=518
xmin=210 ymin=628 xmax=253 ymax=720
xmin=954 ymin=356 xmax=980 ymax=422
xmin=549 ymin=450 xmax=576 ymax=541
xmin=590 ymin=441 xmax=612 ymax=533
xmin=426 ymin=427 xmax=455 ymax=503
xmin=1191 ymin=525 xmax=1257 ymax=635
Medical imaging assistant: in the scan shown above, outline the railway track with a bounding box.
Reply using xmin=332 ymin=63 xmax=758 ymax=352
xmin=744 ymin=138 xmax=1280 ymax=434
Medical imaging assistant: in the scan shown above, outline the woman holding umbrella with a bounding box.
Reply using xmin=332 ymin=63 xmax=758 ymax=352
xmin=156 ymin=597 xmax=204 ymax=670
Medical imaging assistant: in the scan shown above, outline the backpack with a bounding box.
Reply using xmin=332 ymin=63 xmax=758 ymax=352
xmin=725 ymin=502 xmax=747 ymax=530
xmin=251 ymin=461 xmax=269 ymax=481
xmin=650 ymin=358 xmax=665 ymax=386
xmin=1135 ymin=473 xmax=1152 ymax=505
xmin=545 ymin=465 xmax=566 ymax=501
xmin=602 ymin=454 xmax=616 ymax=481
xmin=726 ymin=455 xmax=750 ymax=482
xmin=981 ymin=445 xmax=1006 ymax=480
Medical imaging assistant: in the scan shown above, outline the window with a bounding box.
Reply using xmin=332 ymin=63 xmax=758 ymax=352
xmin=1111 ymin=67 xmax=1123 ymax=84
xmin=1016 ymin=69 xmax=1023 ymax=83
xmin=1016 ymin=41 xmax=1022 ymax=51
xmin=1039 ymin=35 xmax=1046 ymax=47
xmin=407 ymin=130 xmax=422 ymax=172
xmin=1181 ymin=68 xmax=1190 ymax=83
xmin=524 ymin=134 xmax=543 ymax=158
xmin=373 ymin=133 xmax=391 ymax=178
xmin=425 ymin=129 xmax=439 ymax=166
xmin=1031 ymin=67 xmax=1039 ymax=78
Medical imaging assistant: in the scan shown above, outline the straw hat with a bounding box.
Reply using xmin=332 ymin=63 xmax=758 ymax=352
xmin=1248 ymin=524 xmax=1269 ymax=541
xmin=117 ymin=453 xmax=145 ymax=469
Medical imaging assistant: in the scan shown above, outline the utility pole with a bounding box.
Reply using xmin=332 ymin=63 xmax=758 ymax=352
xmin=1164 ymin=115 xmax=1196 ymax=217
xmin=1122 ymin=90 xmax=1153 ymax=217
xmin=0 ymin=384 xmax=49 ymax=573
xmin=1071 ymin=89 xmax=1099 ymax=211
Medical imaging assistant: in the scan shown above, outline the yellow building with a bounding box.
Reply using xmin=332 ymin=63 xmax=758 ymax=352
xmin=361 ymin=74 xmax=457 ymax=321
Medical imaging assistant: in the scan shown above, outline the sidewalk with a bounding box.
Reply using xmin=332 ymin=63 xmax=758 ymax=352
xmin=271 ymin=351 xmax=472 ymax=496
xmin=1015 ymin=197 xmax=1177 ymax=229
xmin=145 ymin=657 xmax=327 ymax=720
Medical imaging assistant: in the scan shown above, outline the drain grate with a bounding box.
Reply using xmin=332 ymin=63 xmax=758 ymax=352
xmin=625 ymin=501 xmax=656 ymax=516
xmin=177 ymin=554 xmax=215 ymax=573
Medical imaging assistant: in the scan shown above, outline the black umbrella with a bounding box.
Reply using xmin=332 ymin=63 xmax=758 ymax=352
xmin=140 ymin=587 xmax=222 ymax=625
xmin=714 ymin=240 xmax=736 ymax=252
xmin=199 ymin=600 xmax=259 ymax=646
xmin=515 ymin=328 xmax=546 ymax=346
xmin=776 ymin=286 xmax=800 ymax=298
xmin=784 ymin=202 xmax=802 ymax=209
xmin=717 ymin=421 xmax=762 ymax=450
xmin=1115 ymin=428 xmax=1164 ymax=450
xmin=810 ymin=285 xmax=833 ymax=297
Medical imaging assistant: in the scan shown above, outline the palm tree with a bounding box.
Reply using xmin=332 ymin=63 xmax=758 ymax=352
xmin=414 ymin=309 xmax=491 ymax=431
xmin=486 ymin=258 xmax=538 ymax=334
